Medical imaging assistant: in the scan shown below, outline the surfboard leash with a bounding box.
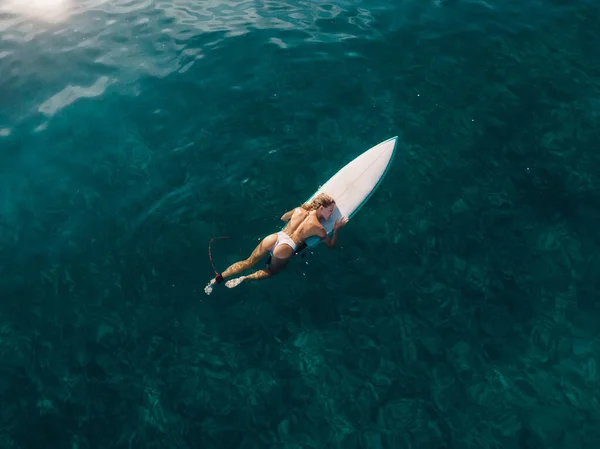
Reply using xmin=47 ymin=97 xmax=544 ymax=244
xmin=208 ymin=235 xmax=231 ymax=282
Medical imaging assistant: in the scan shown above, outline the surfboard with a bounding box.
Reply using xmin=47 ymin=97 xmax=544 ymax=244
xmin=293 ymin=136 xmax=398 ymax=253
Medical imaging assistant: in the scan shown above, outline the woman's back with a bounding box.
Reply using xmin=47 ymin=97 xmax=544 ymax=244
xmin=283 ymin=208 xmax=321 ymax=244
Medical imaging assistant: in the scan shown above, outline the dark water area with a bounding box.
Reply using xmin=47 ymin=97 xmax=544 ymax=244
xmin=1 ymin=0 xmax=600 ymax=448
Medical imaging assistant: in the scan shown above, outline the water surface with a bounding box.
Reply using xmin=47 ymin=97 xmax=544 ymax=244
xmin=1 ymin=0 xmax=600 ymax=448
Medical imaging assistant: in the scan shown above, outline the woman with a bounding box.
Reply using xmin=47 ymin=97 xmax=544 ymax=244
xmin=204 ymin=193 xmax=348 ymax=294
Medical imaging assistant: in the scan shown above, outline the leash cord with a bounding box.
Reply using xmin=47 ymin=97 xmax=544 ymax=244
xmin=208 ymin=236 xmax=231 ymax=275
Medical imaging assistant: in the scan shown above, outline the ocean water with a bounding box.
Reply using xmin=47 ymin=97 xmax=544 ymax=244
xmin=2 ymin=0 xmax=600 ymax=448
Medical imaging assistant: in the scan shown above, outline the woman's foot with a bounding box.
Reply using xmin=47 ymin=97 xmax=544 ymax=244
xmin=204 ymin=279 xmax=216 ymax=295
xmin=204 ymin=273 xmax=224 ymax=295
xmin=225 ymin=276 xmax=246 ymax=289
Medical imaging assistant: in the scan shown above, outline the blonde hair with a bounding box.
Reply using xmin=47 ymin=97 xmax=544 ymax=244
xmin=302 ymin=192 xmax=335 ymax=211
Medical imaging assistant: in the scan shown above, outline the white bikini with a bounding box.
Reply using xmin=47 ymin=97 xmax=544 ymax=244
xmin=273 ymin=231 xmax=297 ymax=252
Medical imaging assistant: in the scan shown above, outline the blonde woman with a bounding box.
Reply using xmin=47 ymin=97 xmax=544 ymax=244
xmin=204 ymin=193 xmax=348 ymax=294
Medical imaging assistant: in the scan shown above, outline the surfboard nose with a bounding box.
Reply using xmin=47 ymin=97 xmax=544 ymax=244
xmin=382 ymin=135 xmax=398 ymax=150
xmin=369 ymin=136 xmax=398 ymax=161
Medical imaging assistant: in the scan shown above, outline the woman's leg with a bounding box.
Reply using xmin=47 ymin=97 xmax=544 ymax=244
xmin=221 ymin=233 xmax=278 ymax=278
xmin=224 ymin=268 xmax=272 ymax=288
xmin=204 ymin=234 xmax=277 ymax=295
xmin=225 ymin=249 xmax=291 ymax=289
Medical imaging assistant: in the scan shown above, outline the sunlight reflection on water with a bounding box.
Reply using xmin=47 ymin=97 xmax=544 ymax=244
xmin=1 ymin=0 xmax=74 ymax=23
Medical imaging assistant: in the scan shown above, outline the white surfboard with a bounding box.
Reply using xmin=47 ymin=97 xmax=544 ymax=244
xmin=296 ymin=136 xmax=398 ymax=252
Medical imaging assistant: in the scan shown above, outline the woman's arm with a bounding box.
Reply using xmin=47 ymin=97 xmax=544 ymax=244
xmin=281 ymin=209 xmax=295 ymax=222
xmin=281 ymin=207 xmax=304 ymax=222
xmin=315 ymin=217 xmax=348 ymax=248
xmin=319 ymin=228 xmax=338 ymax=248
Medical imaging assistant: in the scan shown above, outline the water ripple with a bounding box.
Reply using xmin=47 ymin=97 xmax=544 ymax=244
xmin=0 ymin=0 xmax=394 ymax=130
xmin=38 ymin=76 xmax=112 ymax=117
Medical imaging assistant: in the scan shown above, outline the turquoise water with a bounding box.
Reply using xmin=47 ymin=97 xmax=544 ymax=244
xmin=2 ymin=0 xmax=600 ymax=447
